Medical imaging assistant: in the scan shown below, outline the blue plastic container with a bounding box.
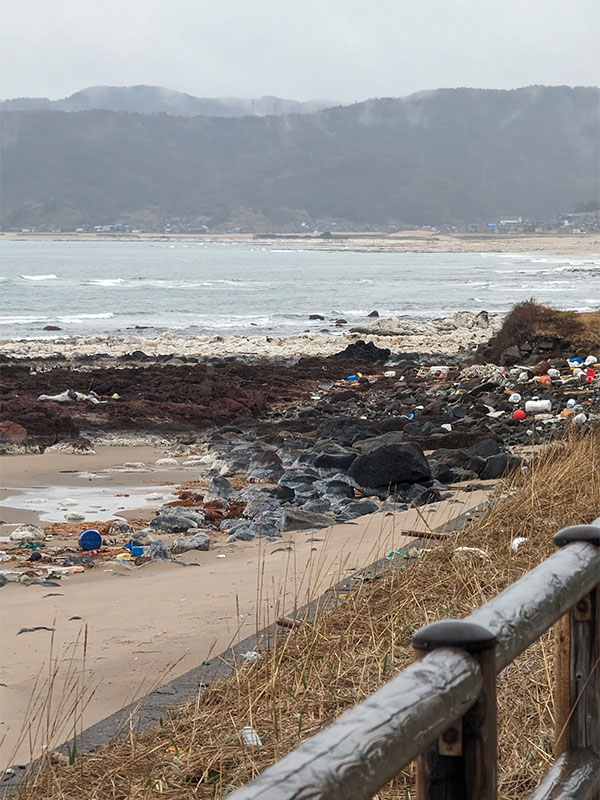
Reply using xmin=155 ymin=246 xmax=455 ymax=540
xmin=124 ymin=543 xmax=145 ymax=557
xmin=78 ymin=529 xmax=102 ymax=551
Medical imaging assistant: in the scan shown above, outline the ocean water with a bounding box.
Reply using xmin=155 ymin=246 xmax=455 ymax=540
xmin=0 ymin=240 xmax=598 ymax=339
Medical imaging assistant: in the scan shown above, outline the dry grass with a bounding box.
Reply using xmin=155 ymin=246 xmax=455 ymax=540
xmin=16 ymin=430 xmax=600 ymax=800
xmin=486 ymin=298 xmax=600 ymax=361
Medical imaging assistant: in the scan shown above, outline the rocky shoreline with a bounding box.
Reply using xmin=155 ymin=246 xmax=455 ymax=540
xmin=0 ymin=310 xmax=501 ymax=361
xmin=1 ymin=306 xmax=598 ymax=767
xmin=2 ymin=309 xmax=598 ymax=550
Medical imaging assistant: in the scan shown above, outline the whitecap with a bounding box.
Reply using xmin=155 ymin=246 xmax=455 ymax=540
xmin=57 ymin=312 xmax=115 ymax=322
xmin=21 ymin=273 xmax=58 ymax=281
xmin=0 ymin=315 xmax=47 ymax=325
xmin=87 ymin=278 xmax=126 ymax=287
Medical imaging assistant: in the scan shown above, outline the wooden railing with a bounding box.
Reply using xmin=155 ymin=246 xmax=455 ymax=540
xmin=228 ymin=523 xmax=600 ymax=800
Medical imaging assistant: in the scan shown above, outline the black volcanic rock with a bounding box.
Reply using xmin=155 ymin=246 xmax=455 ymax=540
xmin=348 ymin=442 xmax=431 ymax=494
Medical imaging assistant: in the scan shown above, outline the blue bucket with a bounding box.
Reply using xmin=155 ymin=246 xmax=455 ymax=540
xmin=78 ymin=529 xmax=102 ymax=551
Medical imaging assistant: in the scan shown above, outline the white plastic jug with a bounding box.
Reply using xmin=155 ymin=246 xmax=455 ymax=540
xmin=525 ymin=398 xmax=552 ymax=414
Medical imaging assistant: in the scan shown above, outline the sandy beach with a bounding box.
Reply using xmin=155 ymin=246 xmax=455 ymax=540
xmin=0 ymin=444 xmax=488 ymax=765
xmin=2 ymin=230 xmax=599 ymax=255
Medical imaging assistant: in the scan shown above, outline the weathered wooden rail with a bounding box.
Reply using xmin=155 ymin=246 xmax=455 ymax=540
xmin=228 ymin=522 xmax=600 ymax=800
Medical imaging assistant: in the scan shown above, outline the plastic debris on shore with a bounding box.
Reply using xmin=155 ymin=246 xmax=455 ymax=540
xmin=38 ymin=388 xmax=106 ymax=404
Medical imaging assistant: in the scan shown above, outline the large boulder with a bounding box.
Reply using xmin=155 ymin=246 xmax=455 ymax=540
xmin=429 ymin=448 xmax=470 ymax=469
xmin=336 ymin=499 xmax=379 ymax=521
xmin=171 ymin=531 xmax=210 ymax=554
xmin=303 ymin=442 xmax=358 ymax=473
xmin=280 ymin=507 xmax=335 ymax=532
xmin=244 ymin=487 xmax=292 ymax=520
xmin=348 ymin=442 xmax=431 ymax=495
xmin=278 ymin=469 xmax=319 ymax=490
xmin=479 ymin=453 xmax=522 ymax=480
xmin=316 ymin=418 xmax=381 ymax=447
xmin=353 ymin=430 xmax=406 ymax=454
xmin=314 ymin=477 xmax=355 ymax=500
xmin=148 ymin=539 xmax=171 ymax=561
xmin=247 ymin=450 xmax=284 ymax=482
xmin=150 ymin=506 xmax=205 ymax=533
xmin=203 ymin=475 xmax=238 ymax=503
xmin=466 ymin=439 xmax=502 ymax=460
xmin=328 ymin=340 xmax=391 ymax=363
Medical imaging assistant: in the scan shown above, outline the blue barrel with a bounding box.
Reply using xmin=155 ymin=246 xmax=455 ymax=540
xmin=78 ymin=529 xmax=102 ymax=551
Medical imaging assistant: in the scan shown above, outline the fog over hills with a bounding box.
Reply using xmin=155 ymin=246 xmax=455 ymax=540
xmin=0 ymin=85 xmax=336 ymax=117
xmin=1 ymin=86 xmax=598 ymax=230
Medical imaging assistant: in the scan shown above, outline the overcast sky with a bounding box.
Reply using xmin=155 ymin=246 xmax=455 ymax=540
xmin=1 ymin=0 xmax=598 ymax=102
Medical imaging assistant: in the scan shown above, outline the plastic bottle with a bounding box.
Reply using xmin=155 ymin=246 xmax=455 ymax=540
xmin=508 ymin=393 xmax=521 ymax=403
xmin=241 ymin=727 xmax=263 ymax=748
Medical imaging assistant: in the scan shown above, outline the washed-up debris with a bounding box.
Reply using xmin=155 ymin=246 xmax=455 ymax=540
xmin=10 ymin=524 xmax=45 ymax=542
xmin=26 ymin=579 xmax=61 ymax=587
xmin=17 ymin=626 xmax=56 ymax=635
xmin=240 ymin=726 xmax=263 ymax=748
xmin=38 ymin=389 xmax=105 ymax=404
xmin=78 ymin=529 xmax=102 ymax=550
xmin=510 ymin=537 xmax=529 ymax=551
xmin=453 ymin=546 xmax=490 ymax=562
xmin=277 ymin=616 xmax=302 ymax=629
xmin=384 ymin=550 xmax=406 ymax=561
xmin=241 ymin=651 xmax=262 ymax=661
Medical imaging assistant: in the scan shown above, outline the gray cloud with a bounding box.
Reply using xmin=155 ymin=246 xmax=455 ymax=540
xmin=1 ymin=0 xmax=598 ymax=102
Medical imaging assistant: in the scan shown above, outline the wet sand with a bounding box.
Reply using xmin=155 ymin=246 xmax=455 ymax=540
xmin=0 ymin=448 xmax=488 ymax=765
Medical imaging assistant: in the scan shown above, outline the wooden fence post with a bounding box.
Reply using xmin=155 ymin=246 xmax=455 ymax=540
xmin=413 ymin=620 xmax=497 ymax=800
xmin=553 ymin=525 xmax=600 ymax=798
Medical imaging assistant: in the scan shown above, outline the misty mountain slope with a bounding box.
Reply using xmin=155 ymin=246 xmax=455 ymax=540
xmin=1 ymin=86 xmax=598 ymax=228
xmin=0 ymin=85 xmax=336 ymax=117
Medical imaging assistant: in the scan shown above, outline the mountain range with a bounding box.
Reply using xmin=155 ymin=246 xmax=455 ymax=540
xmin=0 ymin=85 xmax=335 ymax=117
xmin=1 ymin=85 xmax=598 ymax=230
